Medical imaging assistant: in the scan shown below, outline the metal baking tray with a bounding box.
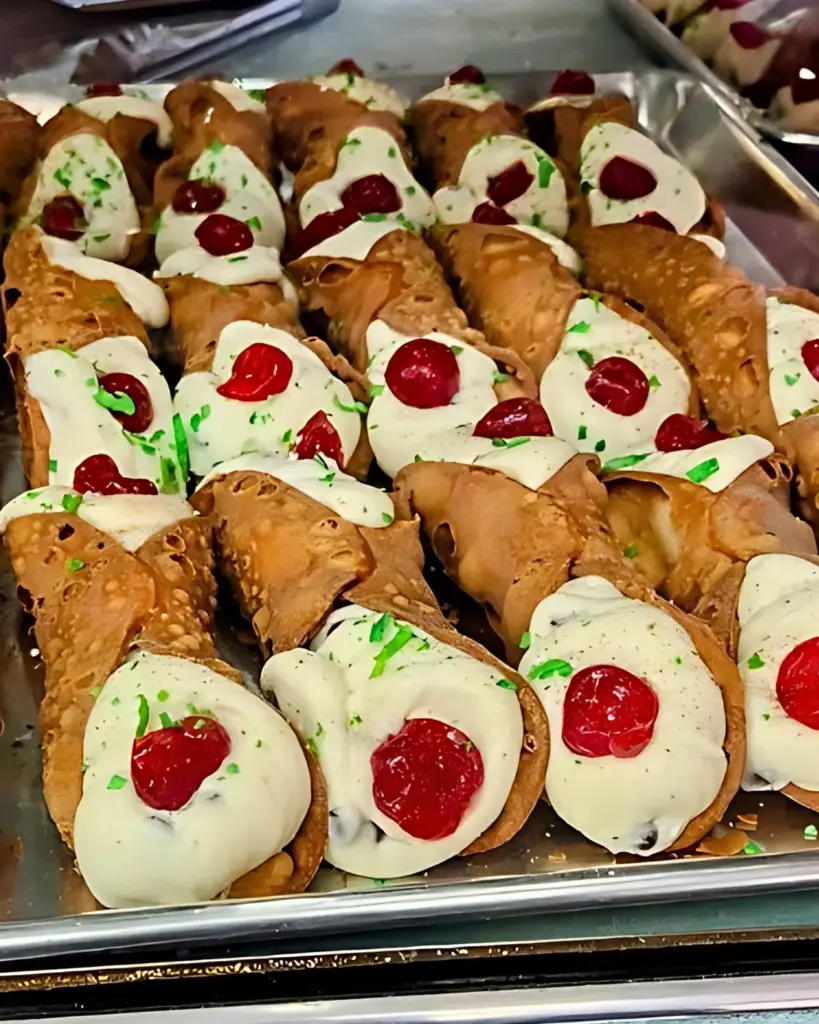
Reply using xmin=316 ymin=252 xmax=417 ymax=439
xmin=3 ymin=69 xmax=819 ymax=966
xmin=608 ymin=0 xmax=819 ymax=148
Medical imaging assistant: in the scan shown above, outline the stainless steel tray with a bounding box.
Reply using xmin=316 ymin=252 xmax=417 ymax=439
xmin=3 ymin=68 xmax=819 ymax=966
xmin=608 ymin=0 xmax=819 ymax=149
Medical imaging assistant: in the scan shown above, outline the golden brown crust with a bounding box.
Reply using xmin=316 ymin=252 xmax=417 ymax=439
xmin=528 ymin=94 xmax=635 ymax=174
xmin=2 ymin=226 xmax=150 ymax=488
xmin=15 ymin=105 xmax=153 ymax=266
xmin=410 ymin=97 xmax=524 ymax=187
xmin=0 ymin=98 xmax=41 ymax=217
xmin=154 ymin=81 xmax=274 ymax=211
xmin=605 ymin=456 xmax=817 ymax=612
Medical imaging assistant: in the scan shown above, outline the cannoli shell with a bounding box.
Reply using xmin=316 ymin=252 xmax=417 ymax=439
xmin=605 ymin=455 xmax=817 ymax=612
xmin=154 ymin=81 xmax=274 ymax=212
xmin=526 ymin=94 xmax=635 ymax=174
xmin=410 ymin=97 xmax=524 ymax=187
xmin=0 ymin=98 xmax=41 ymax=227
xmin=15 ymin=106 xmax=153 ymax=267
xmin=2 ymin=226 xmax=150 ymax=488
xmin=392 ymin=454 xmax=639 ymax=662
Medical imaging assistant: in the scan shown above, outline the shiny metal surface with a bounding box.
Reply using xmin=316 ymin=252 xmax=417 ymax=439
xmin=2 ymin=69 xmax=819 ymax=965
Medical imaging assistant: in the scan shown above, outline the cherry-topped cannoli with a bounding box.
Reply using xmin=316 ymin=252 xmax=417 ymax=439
xmin=410 ymin=65 xmax=570 ymax=241
xmin=153 ymin=80 xmax=285 ymax=268
xmin=0 ymin=494 xmax=327 ymax=908
xmin=519 ymin=574 xmax=743 ymax=855
xmin=14 ymin=104 xmax=155 ymax=266
xmin=579 ymin=224 xmax=819 ymax=526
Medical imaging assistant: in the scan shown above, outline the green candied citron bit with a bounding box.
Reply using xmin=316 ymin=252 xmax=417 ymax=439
xmin=349 ymin=714 xmax=363 ymax=726
xmin=416 ymin=638 xmax=430 ymax=652
xmin=370 ymin=625 xmax=415 ymax=678
xmin=56 ymin=343 xmax=78 ymax=358
xmin=332 ymin=394 xmax=369 ymax=415
xmin=600 ymin=453 xmax=649 ymax=473
xmin=91 ymin=177 xmax=111 ymax=192
xmin=313 ymin=453 xmax=330 ymax=472
xmin=673 ymin=656 xmax=682 ymax=665
xmin=747 ymin=652 xmax=765 ymax=669
xmin=648 ymin=375 xmax=661 ymax=389
xmin=369 ymin=384 xmax=385 ymax=398
xmin=281 ymin=428 xmax=293 ymax=445
xmin=528 ymin=658 xmax=573 ymax=680
xmin=172 ymin=413 xmax=190 ymax=481
xmin=319 ymin=471 xmax=336 ymax=484
xmin=107 ymin=774 xmax=127 ymax=791
xmin=762 ymin=712 xmax=770 ymax=720
xmin=594 ymin=439 xmax=606 ymax=453
xmin=227 ymin=256 xmax=248 ymax=264
xmin=491 ymin=436 xmax=530 ymax=449
xmin=519 ymin=631 xmax=532 ymax=650
xmin=159 ymin=711 xmax=176 ymax=730
xmin=531 ymin=213 xmax=543 ymax=228
xmin=26 ymin=491 xmax=42 ymax=501
xmin=157 ymin=689 xmax=169 ymax=702
xmin=361 ymin=212 xmax=386 ymax=222
xmin=492 ymin=370 xmax=511 ymax=383
xmin=341 ymin=136 xmax=362 ymax=151
xmin=159 ymin=457 xmax=180 ymax=494
xmin=48 ymin=459 xmax=58 ymax=473
xmin=135 ymin=693 xmax=150 ymax=738
xmin=792 ymin=409 xmax=803 ymax=419
xmin=381 ymin=512 xmax=394 ymax=524
xmin=577 ymin=425 xmax=587 ymax=440
xmin=88 ymin=686 xmax=102 ymax=699
xmin=537 ymin=157 xmax=555 ymax=188
xmin=54 ymin=167 xmax=71 ymax=189
xmin=65 ymin=558 xmax=85 ymax=573
xmin=623 ymin=543 xmax=639 ymax=559
xmin=225 ymin=762 xmax=240 ymax=774
xmin=369 ymin=611 xmax=393 ymax=643
xmin=450 ymin=345 xmax=464 ymax=355
xmin=190 ymin=404 xmax=212 ymax=433
xmin=568 ymin=321 xmax=591 ymax=334
xmin=209 ymin=140 xmax=226 ymax=153
xmin=94 ymin=387 xmax=136 ymax=417
xmin=805 ymin=825 xmax=818 ymax=840
xmin=743 ymin=840 xmax=765 ymax=855
xmin=577 ymin=349 xmax=594 ymax=369
xmin=149 ymin=429 xmax=166 ymax=444
xmin=61 ymin=493 xmax=83 ymax=515
xmin=245 ymin=215 xmax=262 ymax=231
xmin=686 ymin=457 xmax=720 ymax=484
xmin=785 ymin=373 xmax=801 ymax=386
xmin=246 ymin=88 xmax=266 ymax=102
xmin=496 ymin=678 xmax=518 ymax=691
xmin=387 ymin=146 xmax=397 ymax=158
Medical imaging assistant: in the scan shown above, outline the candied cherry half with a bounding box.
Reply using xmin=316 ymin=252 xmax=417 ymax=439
xmin=42 ymin=195 xmax=86 ymax=242
xmin=132 ymin=716 xmax=231 ymax=812
xmin=551 ymin=70 xmax=595 ymax=95
xmin=655 ymin=414 xmax=727 ymax=452
xmin=195 ymin=213 xmax=253 ymax=257
xmin=73 ymin=454 xmax=158 ymax=496
xmin=172 ymin=179 xmax=226 ymax=215
xmin=216 ymin=343 xmax=294 ymax=402
xmin=474 ymin=398 xmax=552 ymax=438
xmin=562 ymin=665 xmax=659 ymax=758
xmin=385 ymin=338 xmax=460 ymax=409
xmin=96 ymin=372 xmax=153 ymax=435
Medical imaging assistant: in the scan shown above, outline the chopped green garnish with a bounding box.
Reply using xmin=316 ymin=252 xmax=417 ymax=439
xmin=589 ymin=291 xmax=602 ymax=313
xmin=26 ymin=492 xmax=41 ymax=500
xmin=594 ymin=439 xmax=606 ymax=453
xmin=93 ymin=233 xmax=110 ymax=244
xmin=94 ymin=386 xmax=136 ymax=417
xmin=56 ymin=343 xmax=78 ymax=358
xmin=537 ymin=158 xmax=555 ymax=188
xmin=65 ymin=558 xmax=85 ymax=573
xmin=172 ymin=413 xmax=189 ymax=481
xmin=225 ymin=762 xmax=240 ymax=775
xmin=91 ymin=177 xmax=111 ymax=192
xmin=151 ymin=214 xmax=163 ymax=234
xmin=159 ymin=711 xmax=176 ymax=730
xmin=492 ymin=370 xmax=511 ymax=383
xmin=107 ymin=774 xmax=127 ymax=791
xmin=159 ymin=457 xmax=180 ymax=494
xmin=496 ymin=678 xmax=518 ymax=691
xmin=54 ymin=368 xmax=65 ymax=378
xmin=416 ymin=639 xmax=430 ymax=652
xmin=149 ymin=429 xmax=166 ymax=444
xmin=81 ymin=762 xmax=88 ymax=774
xmin=341 ymin=137 xmax=362 ymax=150
xmin=369 ymin=611 xmax=392 ymax=643
xmin=245 ymin=215 xmax=262 ymax=231
xmin=747 ymin=653 xmax=765 ymax=670
xmin=743 ymin=840 xmax=765 ymax=856
xmin=349 ymin=714 xmax=363 ymax=726
xmin=381 ymin=512 xmax=394 ymax=524
xmin=54 ymin=168 xmax=72 ymax=189
xmin=623 ymin=543 xmax=639 ymax=559
xmin=577 ymin=349 xmax=594 ymax=369
xmin=281 ymin=428 xmax=293 ymax=444
xmin=246 ymin=89 xmax=266 ymax=102
xmin=61 ymin=493 xmax=83 ymax=515
xmin=405 ymin=185 xmax=417 ymax=196
xmin=361 ymin=212 xmax=386 ymax=222
xmin=530 ymin=213 xmax=543 ymax=228
xmin=370 ymin=625 xmax=414 ymax=677
xmin=648 ymin=375 xmax=661 ymax=389
xmin=577 ymin=425 xmax=587 ymax=440
xmin=135 ymin=694 xmax=150 ymax=738
xmin=805 ymin=825 xmax=818 ymax=840
xmin=157 ymin=689 xmax=169 ymax=702
xmin=315 ymin=722 xmax=324 ymax=738
xmin=580 ymin=181 xmax=592 ymax=195
xmin=763 ymin=712 xmax=771 ymax=720
xmin=88 ymin=686 xmax=102 ymax=699
xmin=320 ymin=471 xmax=336 ymax=484
xmin=333 ymin=394 xmax=368 ymax=415
xmin=600 ymin=453 xmax=649 ymax=473
xmin=491 ymin=436 xmax=530 ymax=449
xmin=673 ymin=656 xmax=682 ymax=665
xmin=306 ymin=737 xmax=319 ymax=757
xmin=568 ymin=321 xmax=590 ymax=334
xmin=450 ymin=345 xmax=464 ymax=356
xmin=686 ymin=457 xmax=719 ymax=484
xmin=519 ymin=631 xmax=531 ymax=650
xmin=369 ymin=384 xmax=385 ymax=398
xmin=227 ymin=255 xmax=248 ymax=263
xmin=190 ymin=404 xmax=211 ymax=433
xmin=528 ymin=658 xmax=573 ymax=680
xmin=209 ymin=140 xmax=226 ymax=153
xmin=388 ymin=146 xmax=397 ymax=158
xmin=255 ymin=739 xmax=263 ymax=747
xmin=785 ymin=373 xmax=801 ymax=386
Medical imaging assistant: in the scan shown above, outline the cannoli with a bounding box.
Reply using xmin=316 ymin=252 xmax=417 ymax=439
xmin=681 ymin=2 xmax=753 ymax=63
xmin=3 ymin=227 xmax=174 ymax=489
xmin=603 ymin=425 xmax=817 ymax=610
xmin=14 ymin=104 xmax=155 ymax=266
xmin=519 ymin=573 xmax=744 ymax=855
xmin=154 ymin=80 xmax=285 ymax=266
xmin=0 ymin=494 xmax=327 ymax=907
xmin=411 ymin=65 xmax=570 ymax=239
xmin=0 ymin=97 xmax=41 ymax=234
xmin=578 ymin=224 xmax=819 ymax=525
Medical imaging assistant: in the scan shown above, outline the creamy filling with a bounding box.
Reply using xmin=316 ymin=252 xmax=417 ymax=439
xmin=261 ymin=605 xmax=522 ymax=878
xmin=208 ymin=80 xmax=267 ymax=114
xmin=24 ymin=133 xmax=140 ymax=262
xmin=739 ymin=554 xmax=819 ymax=792
xmin=155 ymin=143 xmax=285 ymax=265
xmin=26 ymin=336 xmax=186 ymax=495
xmin=528 ymin=94 xmax=596 ymax=113
xmin=417 ymin=80 xmax=504 ymax=112
xmin=197 ymin=454 xmax=394 ymax=529
xmin=300 ymin=219 xmax=409 ymax=261
xmin=366 ymin=320 xmax=577 ymax=485
xmin=433 ymin=134 xmax=569 ymax=238
xmin=519 ymin=576 xmax=727 ymax=855
xmin=40 ymin=231 xmax=169 ymax=329
xmin=580 ymin=122 xmax=706 ymax=234
xmin=609 ymin=435 xmax=774 ymax=492
xmin=766 ymin=296 xmax=819 ymax=425
xmin=311 ymin=73 xmax=410 ymax=118
xmin=156 ymin=244 xmax=297 ymax=301
xmin=772 ymin=85 xmax=819 ymax=133
xmin=539 ymin=297 xmax=691 ymax=460
xmin=74 ymin=651 xmax=311 ymax=909
xmin=681 ymin=9 xmax=738 ymax=61
xmin=714 ymin=35 xmax=781 ymax=88
xmin=174 ymin=321 xmax=362 ymax=476
xmin=76 ymin=94 xmax=173 ymax=149
xmin=298 ymin=126 xmax=435 ymax=230
xmin=0 ymin=487 xmax=193 ymax=551
xmin=5 ymin=90 xmax=67 ymax=126
xmin=691 ymin=234 xmax=726 ymax=259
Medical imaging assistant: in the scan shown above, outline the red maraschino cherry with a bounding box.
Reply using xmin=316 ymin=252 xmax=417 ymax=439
xmin=292 ymin=410 xmax=345 ymax=466
xmin=96 ymin=372 xmax=153 ymax=435
xmin=562 ymin=665 xmax=659 ymax=758
xmin=42 ymin=195 xmax=85 ymax=242
xmin=330 ymin=58 xmax=365 ymax=77
xmin=655 ymin=414 xmax=727 ymax=452
xmin=132 ymin=715 xmax=231 ymax=812
xmin=486 ymin=161 xmax=534 ymax=207
xmin=371 ymin=717 xmax=484 ymax=840
xmin=448 ymin=65 xmax=486 ymax=85
xmin=551 ymin=70 xmax=596 ymax=95
xmin=172 ymin=179 xmax=226 ymax=215
xmin=216 ymin=343 xmax=293 ymax=402
xmin=291 ymin=207 xmax=359 ymax=259
xmin=73 ymin=454 xmax=158 ymax=496
xmin=802 ymin=339 xmax=819 ymax=382
xmin=474 ymin=398 xmax=553 ymax=438
xmin=729 ymin=21 xmax=770 ymax=49
xmin=195 ymin=213 xmax=253 ymax=257
xmin=777 ymin=636 xmax=819 ymax=730
xmin=85 ymin=82 xmax=123 ymax=98
xmin=792 ymin=70 xmax=819 ymax=106
xmin=599 ymin=157 xmax=658 ymax=201
xmin=631 ymin=211 xmax=675 ymax=232
xmin=585 ymin=356 xmax=649 ymax=416
xmin=385 ymin=338 xmax=460 ymax=409
xmin=340 ymin=174 xmax=401 ymax=216
xmin=471 ymin=202 xmax=517 ymax=225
